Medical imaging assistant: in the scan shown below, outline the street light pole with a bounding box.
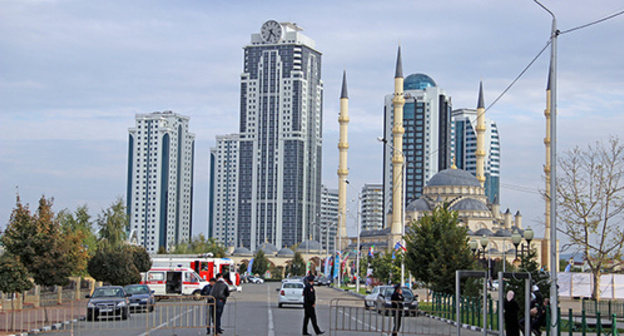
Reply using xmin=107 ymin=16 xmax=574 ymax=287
xmin=356 ymin=195 xmax=361 ymax=294
xmin=534 ymin=2 xmax=559 ymax=334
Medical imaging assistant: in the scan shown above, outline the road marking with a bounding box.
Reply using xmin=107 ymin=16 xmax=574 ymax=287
xmin=136 ymin=307 xmax=194 ymax=336
xmin=267 ymin=284 xmax=275 ymax=336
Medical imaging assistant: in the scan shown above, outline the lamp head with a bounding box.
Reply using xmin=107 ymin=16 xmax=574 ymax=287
xmin=511 ymin=232 xmax=521 ymax=246
xmin=469 ymin=240 xmax=478 ymax=252
xmin=524 ymin=227 xmax=534 ymax=243
xmin=480 ymin=235 xmax=489 ymax=249
xmin=377 ymin=136 xmax=387 ymax=143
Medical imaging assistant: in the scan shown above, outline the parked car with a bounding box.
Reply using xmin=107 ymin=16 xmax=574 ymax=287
xmin=281 ymin=276 xmax=304 ymax=283
xmin=313 ymin=276 xmax=332 ymax=287
xmin=124 ymin=284 xmax=156 ymax=312
xmin=86 ymin=286 xmax=131 ymax=321
xmin=277 ymin=281 xmax=304 ymax=308
xmin=247 ymin=276 xmax=265 ymax=284
xmin=364 ymin=285 xmax=419 ymax=316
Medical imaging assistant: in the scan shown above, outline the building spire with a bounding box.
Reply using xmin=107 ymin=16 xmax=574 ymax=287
xmin=340 ymin=70 xmax=348 ymax=99
xmin=477 ymin=80 xmax=485 ymax=109
xmin=395 ymin=46 xmax=403 ymax=78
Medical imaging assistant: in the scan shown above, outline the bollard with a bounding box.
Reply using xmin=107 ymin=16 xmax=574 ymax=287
xmin=596 ymin=311 xmax=602 ymax=336
xmin=611 ymin=313 xmax=618 ymax=336
xmin=581 ymin=309 xmax=586 ymax=336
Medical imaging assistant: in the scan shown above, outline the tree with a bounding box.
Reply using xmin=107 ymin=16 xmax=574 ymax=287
xmin=290 ymin=252 xmax=306 ymax=276
xmin=507 ymin=248 xmax=550 ymax=313
xmin=0 ymin=252 xmax=34 ymax=330
xmin=127 ymin=245 xmax=152 ymax=273
xmin=404 ymin=204 xmax=475 ymax=294
xmin=252 ymin=250 xmax=269 ymax=276
xmin=87 ymin=246 xmax=141 ymax=286
xmin=58 ymin=205 xmax=98 ymax=255
xmin=556 ymin=136 xmax=624 ymax=300
xmin=170 ymin=234 xmax=227 ymax=257
xmin=370 ymin=252 xmax=402 ymax=284
xmin=97 ymin=197 xmax=128 ymax=249
xmin=2 ymin=196 xmax=73 ymax=288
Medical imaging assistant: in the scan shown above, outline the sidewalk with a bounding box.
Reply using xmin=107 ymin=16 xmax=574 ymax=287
xmin=0 ymin=299 xmax=87 ymax=335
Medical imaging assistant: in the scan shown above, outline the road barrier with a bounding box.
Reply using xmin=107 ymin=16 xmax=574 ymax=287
xmin=0 ymin=295 xmax=238 ymax=335
xmin=329 ymin=298 xmax=459 ymax=336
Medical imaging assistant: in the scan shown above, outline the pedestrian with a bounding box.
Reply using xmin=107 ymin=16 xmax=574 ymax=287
xmin=504 ymin=290 xmax=520 ymax=336
xmin=302 ymin=274 xmax=325 ymax=336
xmin=391 ymin=284 xmax=404 ymax=336
xmin=530 ymin=298 xmax=549 ymax=336
xmin=202 ymin=278 xmax=216 ymax=335
xmin=210 ymin=273 xmax=230 ymax=335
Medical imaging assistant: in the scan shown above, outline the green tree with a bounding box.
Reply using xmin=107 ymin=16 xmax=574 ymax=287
xmin=58 ymin=205 xmax=98 ymax=255
xmin=404 ymin=204 xmax=474 ymax=294
xmin=370 ymin=252 xmax=402 ymax=284
xmin=87 ymin=246 xmax=141 ymax=286
xmin=2 ymin=196 xmax=73 ymax=288
xmin=170 ymin=234 xmax=227 ymax=257
xmin=290 ymin=252 xmax=306 ymax=276
xmin=0 ymin=252 xmax=34 ymax=330
xmin=127 ymin=245 xmax=152 ymax=273
xmin=252 ymin=250 xmax=269 ymax=276
xmin=97 ymin=197 xmax=128 ymax=249
xmin=556 ymin=136 xmax=624 ymax=300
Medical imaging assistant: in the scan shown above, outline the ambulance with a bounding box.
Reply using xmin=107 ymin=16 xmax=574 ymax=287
xmin=141 ymin=267 xmax=207 ymax=298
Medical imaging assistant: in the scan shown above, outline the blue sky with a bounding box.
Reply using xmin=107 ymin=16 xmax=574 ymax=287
xmin=1 ymin=1 xmax=623 ymax=249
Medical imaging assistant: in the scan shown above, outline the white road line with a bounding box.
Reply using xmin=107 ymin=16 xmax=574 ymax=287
xmin=268 ymin=284 xmax=275 ymax=336
xmin=136 ymin=307 xmax=194 ymax=336
xmin=341 ymin=307 xmax=389 ymax=336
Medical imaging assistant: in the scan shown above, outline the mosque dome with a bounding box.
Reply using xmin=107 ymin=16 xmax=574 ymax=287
xmin=404 ymin=73 xmax=437 ymax=91
xmin=297 ymin=240 xmax=322 ymax=252
xmin=277 ymin=247 xmax=295 ymax=257
xmin=257 ymin=242 xmax=279 ymax=255
xmin=427 ymin=169 xmax=482 ymax=188
xmin=449 ymin=198 xmax=489 ymax=212
xmin=232 ymin=247 xmax=252 ymax=256
xmin=406 ymin=198 xmax=431 ymax=212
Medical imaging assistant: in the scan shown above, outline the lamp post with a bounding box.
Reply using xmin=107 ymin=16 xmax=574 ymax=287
xmin=511 ymin=227 xmax=535 ymax=259
xmin=377 ymin=136 xmax=407 ymax=286
xmin=480 ymin=235 xmax=490 ymax=282
xmin=345 ymin=179 xmax=362 ymax=294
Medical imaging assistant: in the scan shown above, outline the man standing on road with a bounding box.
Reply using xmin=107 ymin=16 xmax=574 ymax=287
xmin=202 ymin=278 xmax=217 ymax=335
xmin=210 ymin=273 xmax=230 ymax=335
xmin=391 ymin=284 xmax=404 ymax=336
xmin=302 ymin=274 xmax=324 ymax=336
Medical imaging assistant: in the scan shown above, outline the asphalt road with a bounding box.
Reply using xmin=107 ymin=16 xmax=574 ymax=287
xmin=38 ymin=282 xmax=486 ymax=336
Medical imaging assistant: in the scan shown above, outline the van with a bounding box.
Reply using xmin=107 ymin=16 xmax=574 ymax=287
xmin=141 ymin=267 xmax=207 ymax=298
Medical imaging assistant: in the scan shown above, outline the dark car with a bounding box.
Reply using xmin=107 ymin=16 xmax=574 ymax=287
xmin=124 ymin=284 xmax=155 ymax=312
xmin=86 ymin=286 xmax=131 ymax=321
xmin=313 ymin=276 xmax=332 ymax=287
xmin=364 ymin=285 xmax=419 ymax=316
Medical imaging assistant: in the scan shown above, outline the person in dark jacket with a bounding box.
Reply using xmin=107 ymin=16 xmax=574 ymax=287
xmin=391 ymin=284 xmax=404 ymax=336
xmin=210 ymin=273 xmax=230 ymax=335
xmin=504 ymin=290 xmax=520 ymax=336
xmin=531 ymin=298 xmax=549 ymax=336
xmin=302 ymin=275 xmax=324 ymax=335
xmin=202 ymin=278 xmax=216 ymax=334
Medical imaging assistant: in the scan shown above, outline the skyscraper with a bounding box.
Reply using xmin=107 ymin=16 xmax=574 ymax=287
xmin=452 ymin=108 xmax=501 ymax=204
xmin=209 ymin=134 xmax=239 ymax=247
xmin=382 ymin=73 xmax=452 ymax=227
xmin=360 ymin=184 xmax=383 ymax=231
xmin=237 ymin=21 xmax=323 ymax=250
xmin=319 ymin=185 xmax=338 ymax=252
xmin=126 ymin=111 xmax=195 ymax=253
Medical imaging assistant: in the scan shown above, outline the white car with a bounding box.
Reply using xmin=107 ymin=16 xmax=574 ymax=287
xmin=278 ymin=281 xmax=304 ymax=308
xmin=248 ymin=276 xmax=264 ymax=284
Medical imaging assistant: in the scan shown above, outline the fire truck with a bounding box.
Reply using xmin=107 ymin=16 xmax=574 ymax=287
xmin=150 ymin=254 xmax=241 ymax=290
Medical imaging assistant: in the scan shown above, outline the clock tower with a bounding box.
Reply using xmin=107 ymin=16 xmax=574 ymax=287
xmin=237 ymin=21 xmax=323 ymax=251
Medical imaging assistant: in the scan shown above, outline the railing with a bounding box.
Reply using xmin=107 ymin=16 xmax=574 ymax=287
xmin=545 ymin=307 xmax=622 ymax=336
xmin=583 ymin=298 xmax=624 ymax=319
xmin=430 ymin=291 xmax=500 ymax=331
xmin=0 ymin=295 xmax=237 ymax=336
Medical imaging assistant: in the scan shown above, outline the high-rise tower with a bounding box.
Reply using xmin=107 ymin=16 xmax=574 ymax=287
xmin=337 ymin=71 xmax=349 ymax=247
xmin=126 ymin=111 xmax=195 ymax=253
xmin=209 ymin=134 xmax=239 ymax=247
xmin=475 ymin=81 xmax=487 ymax=187
xmin=390 ymin=47 xmax=405 ymax=239
xmin=382 ymin=69 xmax=452 ymax=228
xmin=237 ymin=21 xmax=323 ymax=251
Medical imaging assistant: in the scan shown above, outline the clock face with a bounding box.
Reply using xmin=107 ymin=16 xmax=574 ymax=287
xmin=260 ymin=20 xmax=283 ymax=44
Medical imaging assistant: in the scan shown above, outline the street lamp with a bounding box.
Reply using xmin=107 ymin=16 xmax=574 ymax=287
xmin=511 ymin=227 xmax=535 ymax=259
xmin=479 ymin=235 xmax=490 ymax=285
xmin=377 ymin=136 xmax=407 ymax=286
xmin=345 ymin=179 xmax=362 ymax=294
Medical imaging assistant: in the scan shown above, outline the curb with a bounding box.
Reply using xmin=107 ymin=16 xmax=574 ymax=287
xmin=330 ymin=286 xmax=365 ymax=299
xmin=26 ymin=317 xmax=82 ymax=335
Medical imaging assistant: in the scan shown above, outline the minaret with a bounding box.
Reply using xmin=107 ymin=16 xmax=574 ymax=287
xmin=475 ymin=81 xmax=487 ymax=187
xmin=391 ymin=47 xmax=405 ymax=238
xmin=543 ymin=70 xmax=552 ymax=270
xmin=337 ymin=71 xmax=350 ymax=246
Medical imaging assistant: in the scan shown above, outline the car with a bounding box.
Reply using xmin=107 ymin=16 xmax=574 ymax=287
xmin=281 ymin=276 xmax=304 ymax=283
xmin=277 ymin=281 xmax=304 ymax=308
xmin=313 ymin=276 xmax=332 ymax=287
xmin=489 ymin=280 xmax=500 ymax=291
xmin=247 ymin=276 xmax=264 ymax=284
xmin=364 ymin=285 xmax=419 ymax=316
xmin=124 ymin=284 xmax=156 ymax=312
xmin=86 ymin=286 xmax=131 ymax=321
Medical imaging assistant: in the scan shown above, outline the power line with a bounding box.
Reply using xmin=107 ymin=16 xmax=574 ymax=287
xmin=500 ymin=183 xmax=541 ymax=195
xmin=560 ymin=8 xmax=624 ymax=35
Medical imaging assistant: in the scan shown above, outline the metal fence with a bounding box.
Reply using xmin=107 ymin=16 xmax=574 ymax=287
xmin=0 ymin=295 xmax=238 ymax=336
xmin=329 ymin=298 xmax=475 ymax=336
xmin=582 ymin=298 xmax=624 ymax=318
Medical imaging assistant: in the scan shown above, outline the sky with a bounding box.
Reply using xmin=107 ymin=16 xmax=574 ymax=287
xmin=1 ymin=0 xmax=623 ymax=251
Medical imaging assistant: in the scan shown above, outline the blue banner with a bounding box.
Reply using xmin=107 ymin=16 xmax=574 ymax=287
xmin=247 ymin=258 xmax=254 ymax=275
